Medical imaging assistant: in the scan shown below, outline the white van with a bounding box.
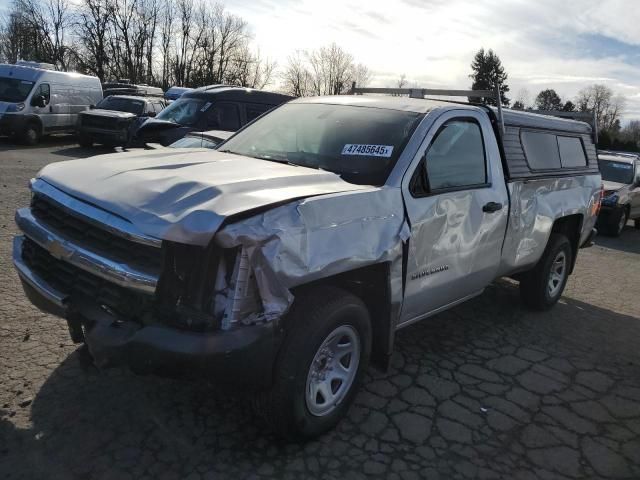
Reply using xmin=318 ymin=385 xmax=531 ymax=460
xmin=0 ymin=64 xmax=103 ymax=145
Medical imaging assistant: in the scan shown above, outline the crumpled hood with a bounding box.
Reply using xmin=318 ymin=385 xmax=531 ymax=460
xmin=37 ymin=149 xmax=368 ymax=245
xmin=602 ymin=180 xmax=626 ymax=192
xmin=81 ymin=109 xmax=137 ymax=120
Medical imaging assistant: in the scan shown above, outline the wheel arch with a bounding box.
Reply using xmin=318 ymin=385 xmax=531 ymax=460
xmin=290 ymin=262 xmax=397 ymax=372
xmin=551 ymin=214 xmax=583 ymax=273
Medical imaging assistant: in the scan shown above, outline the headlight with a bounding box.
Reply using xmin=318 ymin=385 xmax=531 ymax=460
xmin=7 ymin=103 xmax=25 ymax=112
xmin=602 ymin=193 xmax=619 ymax=206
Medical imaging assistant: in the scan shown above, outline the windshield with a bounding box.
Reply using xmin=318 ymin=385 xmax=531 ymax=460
xmin=221 ymin=103 xmax=422 ymax=185
xmin=170 ymin=136 xmax=218 ymax=149
xmin=0 ymin=77 xmax=35 ymax=102
xmin=156 ymin=98 xmax=208 ymax=126
xmin=599 ymin=160 xmax=634 ymax=184
xmin=96 ymin=97 xmax=145 ymax=115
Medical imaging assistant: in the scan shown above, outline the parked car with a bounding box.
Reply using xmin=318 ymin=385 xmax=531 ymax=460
xmin=0 ymin=63 xmax=102 ymax=145
xmin=13 ymin=91 xmax=601 ymax=439
xmin=133 ymin=85 xmax=292 ymax=146
xmin=77 ymin=95 xmax=167 ymax=147
xmin=164 ymin=86 xmax=193 ymax=101
xmin=597 ymin=153 xmax=640 ymax=235
xmin=167 ymin=129 xmax=233 ymax=149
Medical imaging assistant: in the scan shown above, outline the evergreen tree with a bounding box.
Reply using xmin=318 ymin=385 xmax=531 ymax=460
xmin=562 ymin=100 xmax=576 ymax=112
xmin=512 ymin=100 xmax=525 ymax=110
xmin=534 ymin=89 xmax=563 ymax=110
xmin=468 ymin=48 xmax=510 ymax=106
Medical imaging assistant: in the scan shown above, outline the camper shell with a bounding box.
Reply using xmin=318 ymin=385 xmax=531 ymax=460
xmin=0 ymin=64 xmax=102 ymax=144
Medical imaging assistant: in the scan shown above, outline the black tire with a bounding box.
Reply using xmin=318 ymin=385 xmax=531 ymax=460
xmin=78 ymin=136 xmax=93 ymax=148
xmin=608 ymin=207 xmax=628 ymax=237
xmin=635 ymin=219 xmax=640 ymax=230
xmin=21 ymin=122 xmax=41 ymax=146
xmin=520 ymin=233 xmax=572 ymax=311
xmin=255 ymin=286 xmax=371 ymax=440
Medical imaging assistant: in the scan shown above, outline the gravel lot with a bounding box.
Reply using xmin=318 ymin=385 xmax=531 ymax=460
xmin=1 ymin=137 xmax=640 ymax=480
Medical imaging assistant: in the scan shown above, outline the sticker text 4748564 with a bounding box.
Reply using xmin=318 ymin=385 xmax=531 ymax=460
xmin=341 ymin=144 xmax=394 ymax=158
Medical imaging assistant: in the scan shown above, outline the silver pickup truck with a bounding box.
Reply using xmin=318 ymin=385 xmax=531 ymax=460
xmin=13 ymin=89 xmax=602 ymax=439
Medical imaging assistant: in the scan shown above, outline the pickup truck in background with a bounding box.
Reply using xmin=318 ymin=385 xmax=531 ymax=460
xmin=596 ymin=152 xmax=640 ymax=236
xmin=13 ymin=88 xmax=601 ymax=439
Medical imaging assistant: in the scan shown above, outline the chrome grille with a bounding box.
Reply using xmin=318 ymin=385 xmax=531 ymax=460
xmin=21 ymin=237 xmax=151 ymax=318
xmin=31 ymin=194 xmax=162 ymax=273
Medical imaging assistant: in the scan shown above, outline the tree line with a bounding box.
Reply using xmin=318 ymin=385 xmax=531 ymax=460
xmin=1 ymin=3 xmax=636 ymax=151
xmin=0 ymin=0 xmax=370 ymax=93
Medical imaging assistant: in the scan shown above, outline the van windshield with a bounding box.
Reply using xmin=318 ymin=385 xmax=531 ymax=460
xmin=156 ymin=98 xmax=207 ymax=126
xmin=0 ymin=77 xmax=35 ymax=102
xmin=220 ymin=103 xmax=422 ymax=186
xmin=599 ymin=160 xmax=634 ymax=184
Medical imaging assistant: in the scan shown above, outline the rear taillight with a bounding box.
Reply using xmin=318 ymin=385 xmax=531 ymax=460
xmin=592 ymin=184 xmax=604 ymax=216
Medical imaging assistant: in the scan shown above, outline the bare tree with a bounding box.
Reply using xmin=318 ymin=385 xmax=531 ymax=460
xmin=576 ymin=84 xmax=626 ymax=132
xmin=281 ymin=51 xmax=313 ymax=97
xmin=13 ymin=0 xmax=74 ymax=69
xmin=76 ymin=0 xmax=110 ymax=79
xmin=281 ymin=43 xmax=370 ymax=97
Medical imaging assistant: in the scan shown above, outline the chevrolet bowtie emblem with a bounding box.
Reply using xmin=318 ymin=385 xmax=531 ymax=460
xmin=48 ymin=239 xmax=69 ymax=260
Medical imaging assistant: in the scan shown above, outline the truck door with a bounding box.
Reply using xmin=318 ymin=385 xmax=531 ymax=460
xmin=31 ymin=83 xmax=53 ymax=132
xmin=399 ymin=110 xmax=509 ymax=326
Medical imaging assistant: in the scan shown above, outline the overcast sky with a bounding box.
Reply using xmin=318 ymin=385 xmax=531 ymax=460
xmin=2 ymin=0 xmax=639 ymax=119
xmin=223 ymin=0 xmax=640 ymax=120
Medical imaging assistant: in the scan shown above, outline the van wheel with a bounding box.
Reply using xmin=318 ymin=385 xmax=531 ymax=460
xmin=254 ymin=286 xmax=371 ymax=440
xmin=21 ymin=123 xmax=41 ymax=146
xmin=520 ymin=233 xmax=572 ymax=311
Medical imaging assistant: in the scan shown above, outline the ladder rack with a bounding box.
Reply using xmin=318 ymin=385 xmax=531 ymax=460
xmin=350 ymin=82 xmax=506 ymax=136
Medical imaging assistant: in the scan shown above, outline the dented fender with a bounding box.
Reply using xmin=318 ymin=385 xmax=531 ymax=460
xmin=215 ymin=187 xmax=409 ymax=320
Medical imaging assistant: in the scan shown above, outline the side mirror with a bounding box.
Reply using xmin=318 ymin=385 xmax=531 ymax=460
xmin=147 ymin=111 xmax=156 ymax=118
xmin=89 ymin=104 xmax=95 ymax=109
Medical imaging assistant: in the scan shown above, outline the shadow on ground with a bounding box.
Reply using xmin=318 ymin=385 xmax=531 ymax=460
xmin=595 ymin=224 xmax=640 ymax=255
xmin=2 ymin=282 xmax=640 ymax=479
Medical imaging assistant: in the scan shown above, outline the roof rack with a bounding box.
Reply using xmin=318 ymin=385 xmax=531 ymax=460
xmin=350 ymin=82 xmax=506 ymax=136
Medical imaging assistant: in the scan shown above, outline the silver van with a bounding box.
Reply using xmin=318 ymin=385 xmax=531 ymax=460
xmin=0 ymin=64 xmax=103 ymax=145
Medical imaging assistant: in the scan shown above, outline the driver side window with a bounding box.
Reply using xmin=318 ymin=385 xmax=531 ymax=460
xmin=421 ymin=118 xmax=487 ymax=193
xmin=33 ymin=83 xmax=50 ymax=106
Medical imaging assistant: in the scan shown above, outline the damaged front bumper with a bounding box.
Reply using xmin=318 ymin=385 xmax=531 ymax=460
xmin=13 ymin=236 xmax=280 ymax=387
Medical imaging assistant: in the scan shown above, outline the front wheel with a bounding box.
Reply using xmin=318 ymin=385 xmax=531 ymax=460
xmin=255 ymin=286 xmax=371 ymax=440
xmin=608 ymin=207 xmax=628 ymax=237
xmin=21 ymin=122 xmax=41 ymax=146
xmin=520 ymin=234 xmax=572 ymax=311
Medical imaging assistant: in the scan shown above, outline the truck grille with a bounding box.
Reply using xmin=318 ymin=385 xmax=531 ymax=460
xmin=80 ymin=115 xmax=119 ymax=130
xmin=21 ymin=237 xmax=151 ymax=318
xmin=31 ymin=194 xmax=162 ymax=273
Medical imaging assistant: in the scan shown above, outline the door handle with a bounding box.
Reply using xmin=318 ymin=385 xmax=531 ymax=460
xmin=482 ymin=201 xmax=503 ymax=213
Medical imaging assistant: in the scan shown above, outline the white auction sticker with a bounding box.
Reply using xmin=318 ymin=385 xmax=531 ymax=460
xmin=342 ymin=144 xmax=394 ymax=157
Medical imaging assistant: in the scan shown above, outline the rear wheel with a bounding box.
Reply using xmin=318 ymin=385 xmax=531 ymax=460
xmin=254 ymin=286 xmax=371 ymax=440
xmin=635 ymin=219 xmax=640 ymax=230
xmin=520 ymin=234 xmax=572 ymax=311
xmin=21 ymin=122 xmax=41 ymax=146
